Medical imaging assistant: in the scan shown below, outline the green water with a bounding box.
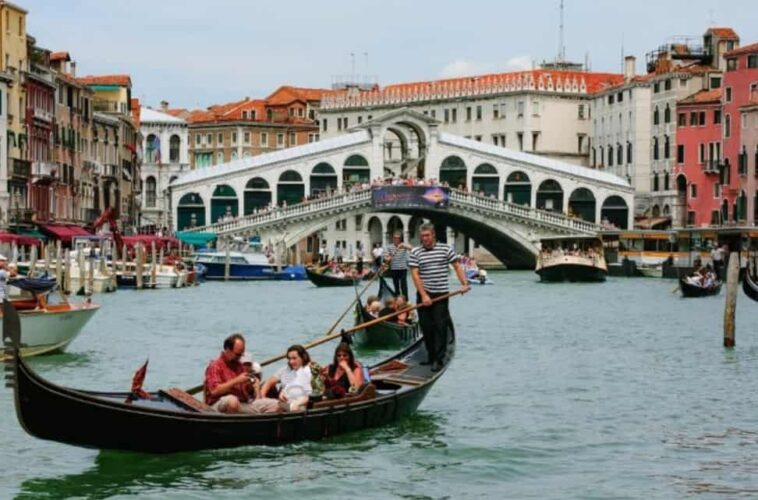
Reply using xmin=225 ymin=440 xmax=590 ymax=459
xmin=3 ymin=272 xmax=758 ymax=499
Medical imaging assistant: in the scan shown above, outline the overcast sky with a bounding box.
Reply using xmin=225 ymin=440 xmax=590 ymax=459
xmin=26 ymin=0 xmax=758 ymax=110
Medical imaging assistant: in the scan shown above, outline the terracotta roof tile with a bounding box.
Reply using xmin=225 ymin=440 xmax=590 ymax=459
xmin=380 ymin=70 xmax=624 ymax=96
xmin=706 ymin=27 xmax=740 ymax=40
xmin=50 ymin=51 xmax=70 ymax=62
xmin=265 ymin=86 xmax=337 ymax=105
xmin=78 ymin=74 xmax=132 ymax=87
xmin=131 ymin=98 xmax=141 ymax=128
xmin=678 ymin=88 xmax=722 ymax=105
xmin=725 ymin=42 xmax=758 ymax=58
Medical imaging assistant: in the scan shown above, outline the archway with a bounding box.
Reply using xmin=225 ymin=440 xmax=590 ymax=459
xmin=504 ymin=171 xmax=531 ymax=206
xmin=210 ymin=184 xmax=238 ymax=223
xmin=343 ymin=154 xmax=370 ymax=187
xmin=600 ymin=195 xmax=628 ymax=229
xmin=276 ymin=170 xmax=304 ymax=206
xmin=177 ymin=192 xmax=205 ymax=230
xmin=652 ymin=205 xmax=660 ymax=217
xmin=310 ymin=162 xmax=337 ymax=196
xmin=367 ymin=216 xmax=383 ymax=246
xmin=440 ymin=156 xmax=467 ymax=189
xmin=568 ymin=188 xmax=596 ymax=222
xmin=244 ymin=177 xmax=271 ymax=214
xmin=471 ymin=164 xmax=499 ymax=197
xmin=387 ymin=216 xmax=404 ymax=240
xmin=536 ymin=179 xmax=563 ymax=213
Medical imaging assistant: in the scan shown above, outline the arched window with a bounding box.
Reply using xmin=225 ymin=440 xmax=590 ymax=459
xmin=653 ymin=106 xmax=659 ymax=125
xmin=277 ymin=170 xmax=305 ymax=206
xmin=343 ymin=155 xmax=370 ymax=186
xmin=310 ymin=162 xmax=337 ymax=195
xmin=536 ymin=179 xmax=563 ymax=213
xmin=504 ymin=171 xmax=531 ymax=206
xmin=244 ymin=177 xmax=271 ymax=214
xmin=146 ymin=134 xmax=159 ymax=163
xmin=169 ymin=134 xmax=180 ymax=162
xmin=440 ymin=156 xmax=467 ymax=188
xmin=664 ymin=104 xmax=671 ymax=123
xmin=145 ymin=176 xmax=156 ymax=207
xmin=653 ymin=137 xmax=659 ymax=160
xmin=472 ymin=163 xmax=499 ymax=197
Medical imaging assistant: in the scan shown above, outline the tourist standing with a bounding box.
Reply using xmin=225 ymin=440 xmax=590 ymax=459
xmin=408 ymin=224 xmax=469 ymax=372
xmin=385 ymin=232 xmax=412 ymax=298
xmin=355 ymin=242 xmax=365 ymax=274
xmin=711 ymin=243 xmax=724 ymax=280
xmin=371 ymin=243 xmax=384 ymax=270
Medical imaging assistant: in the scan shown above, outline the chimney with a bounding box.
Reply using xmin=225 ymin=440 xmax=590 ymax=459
xmin=70 ymin=61 xmax=76 ymax=77
xmin=160 ymin=100 xmax=169 ymax=111
xmin=624 ymin=56 xmax=635 ymax=81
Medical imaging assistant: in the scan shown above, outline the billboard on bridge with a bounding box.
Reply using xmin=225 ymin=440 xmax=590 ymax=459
xmin=371 ymin=186 xmax=450 ymax=209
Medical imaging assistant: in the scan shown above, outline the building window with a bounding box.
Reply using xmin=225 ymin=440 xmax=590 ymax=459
xmin=653 ymin=82 xmax=660 ymax=93
xmin=653 ymin=106 xmax=659 ymax=125
xmin=430 ymin=110 xmax=435 ymax=119
xmin=444 ymin=109 xmax=450 ymax=123
xmin=169 ymin=135 xmax=180 ymax=162
xmin=322 ymin=119 xmax=328 ymax=132
xmin=678 ymin=113 xmax=686 ymax=127
xmin=577 ymin=135 xmax=584 ymax=153
xmin=626 ymin=142 xmax=632 ymax=164
xmin=690 ymin=184 xmax=697 ymax=198
xmin=474 ymin=135 xmax=482 ymax=141
xmin=532 ymin=132 xmax=539 ymax=151
xmin=466 ymin=106 xmax=472 ymax=121
xmin=216 ymin=152 xmax=224 ymax=164
xmin=288 ymin=132 xmax=296 ymax=146
xmin=244 ymin=132 xmax=250 ymax=144
xmin=714 ymin=184 xmax=720 ymax=198
xmin=146 ymin=176 xmax=156 ymax=207
xmin=725 ymin=115 xmax=731 ymax=138
xmin=748 ymin=55 xmax=758 ymax=69
xmin=664 ymin=104 xmax=671 ymax=123
xmin=232 ymin=132 xmax=237 ymax=144
xmin=578 ymin=104 xmax=585 ymax=119
xmin=617 ymin=144 xmax=623 ymax=165
xmin=699 ymin=143 xmax=705 ymax=164
xmin=517 ymin=101 xmax=524 ymax=116
xmin=475 ymin=105 xmax=482 ymax=121
xmin=699 ymin=112 xmax=706 ymax=126
xmin=742 ymin=113 xmax=748 ymax=129
xmin=664 ymin=135 xmax=670 ymax=159
xmin=517 ymin=132 xmax=523 ymax=151
xmin=277 ymin=133 xmax=284 ymax=147
xmin=689 ymin=111 xmax=697 ymax=126
xmin=195 ymin=134 xmax=200 ymax=145
xmin=617 ymin=92 xmax=624 ymax=103
xmin=608 ymin=146 xmax=614 ymax=167
xmin=726 ymin=87 xmax=732 ymax=102
xmin=714 ymin=110 xmax=721 ymax=124
xmin=664 ymin=79 xmax=672 ymax=91
xmin=608 ymin=94 xmax=614 ymax=105
xmin=726 ymin=58 xmax=737 ymax=71
xmin=260 ymin=132 xmax=268 ymax=147
xmin=493 ymin=105 xmax=499 ymax=119
xmin=217 ymin=133 xmax=223 ymax=144
xmin=451 ymin=108 xmax=457 ymax=123
xmin=357 ymin=116 xmax=362 ymax=124
xmin=677 ymin=144 xmax=685 ymax=164
xmin=653 ymin=137 xmax=659 ymax=160
xmin=206 ymin=133 xmax=211 ymax=144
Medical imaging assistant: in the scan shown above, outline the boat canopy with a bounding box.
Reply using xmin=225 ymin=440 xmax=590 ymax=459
xmin=176 ymin=231 xmax=216 ymax=247
xmin=0 ymin=231 xmax=42 ymax=246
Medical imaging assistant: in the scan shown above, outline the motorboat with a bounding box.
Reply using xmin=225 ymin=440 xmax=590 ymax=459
xmin=536 ymin=236 xmax=607 ymax=283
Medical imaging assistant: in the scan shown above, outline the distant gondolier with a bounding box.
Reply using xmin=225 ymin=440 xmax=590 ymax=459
xmin=385 ymin=232 xmax=412 ymax=298
xmin=408 ymin=224 xmax=469 ymax=372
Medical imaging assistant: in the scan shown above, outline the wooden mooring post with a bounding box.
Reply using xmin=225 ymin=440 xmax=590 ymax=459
xmin=224 ymin=244 xmax=231 ymax=281
xmin=723 ymin=251 xmax=740 ymax=348
xmin=136 ymin=244 xmax=144 ymax=289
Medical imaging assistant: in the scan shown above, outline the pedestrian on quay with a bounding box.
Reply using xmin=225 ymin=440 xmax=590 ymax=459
xmin=385 ymin=231 xmax=412 ymax=298
xmin=372 ymin=243 xmax=384 ymax=270
xmin=408 ymin=224 xmax=469 ymax=372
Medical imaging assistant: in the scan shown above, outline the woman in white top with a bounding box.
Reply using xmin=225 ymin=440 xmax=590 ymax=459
xmin=261 ymin=344 xmax=313 ymax=411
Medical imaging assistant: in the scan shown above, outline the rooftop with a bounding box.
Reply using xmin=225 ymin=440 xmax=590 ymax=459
xmin=725 ymin=42 xmax=758 ymax=58
xmin=78 ymin=74 xmax=132 ymax=87
xmin=705 ymin=27 xmax=740 ymax=40
xmin=49 ymin=51 xmax=70 ymax=62
xmin=678 ymin=88 xmax=723 ymax=105
xmin=140 ymin=107 xmax=186 ymax=124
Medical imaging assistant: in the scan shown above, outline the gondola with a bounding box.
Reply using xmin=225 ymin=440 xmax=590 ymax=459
xmin=743 ymin=264 xmax=758 ymax=302
xmin=353 ymin=278 xmax=421 ymax=349
xmin=2 ymin=299 xmax=453 ymax=453
xmin=679 ymin=277 xmax=722 ymax=297
xmin=305 ymin=266 xmax=373 ymax=287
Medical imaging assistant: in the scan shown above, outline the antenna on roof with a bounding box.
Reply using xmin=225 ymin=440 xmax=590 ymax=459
xmin=620 ymin=33 xmax=625 ymax=73
xmin=708 ymin=9 xmax=715 ymax=26
xmin=350 ymin=52 xmax=356 ymax=83
xmin=558 ymin=0 xmax=566 ymax=63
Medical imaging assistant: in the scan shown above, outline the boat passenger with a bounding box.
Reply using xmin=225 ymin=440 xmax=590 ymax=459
xmin=260 ymin=344 xmax=313 ymax=412
xmin=204 ymin=333 xmax=267 ymax=414
xmin=322 ymin=343 xmax=364 ymax=399
xmin=379 ymin=296 xmax=396 ymax=318
xmin=367 ymin=299 xmax=382 ymax=318
xmin=394 ymin=295 xmax=414 ymax=324
xmin=240 ymin=352 xmax=263 ymax=400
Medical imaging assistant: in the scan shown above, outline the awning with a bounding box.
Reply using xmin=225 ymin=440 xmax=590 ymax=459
xmin=634 ymin=217 xmax=671 ymax=230
xmin=176 ymin=231 xmax=216 ymax=247
xmin=15 ymin=229 xmax=47 ymax=242
xmin=0 ymin=231 xmax=41 ymax=246
xmin=66 ymin=225 xmax=93 ymax=237
xmin=121 ymin=235 xmax=180 ymax=250
xmin=39 ymin=224 xmax=76 ymax=242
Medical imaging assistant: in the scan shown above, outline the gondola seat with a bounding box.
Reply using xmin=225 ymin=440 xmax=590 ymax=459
xmin=160 ymin=388 xmax=213 ymax=413
xmin=311 ymin=383 xmax=376 ymax=409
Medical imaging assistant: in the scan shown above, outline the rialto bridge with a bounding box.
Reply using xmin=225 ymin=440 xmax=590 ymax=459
xmin=171 ymin=109 xmax=633 ymax=268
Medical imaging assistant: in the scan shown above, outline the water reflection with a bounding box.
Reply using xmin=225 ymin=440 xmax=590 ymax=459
xmin=17 ymin=412 xmax=444 ymax=499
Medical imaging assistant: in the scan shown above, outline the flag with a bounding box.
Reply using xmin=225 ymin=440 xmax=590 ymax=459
xmin=126 ymin=359 xmax=150 ymax=403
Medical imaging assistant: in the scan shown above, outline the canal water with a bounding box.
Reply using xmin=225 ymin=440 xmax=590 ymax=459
xmin=3 ymin=272 xmax=758 ymax=499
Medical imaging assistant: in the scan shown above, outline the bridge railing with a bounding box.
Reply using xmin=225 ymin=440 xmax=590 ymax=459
xmin=448 ymin=189 xmax=600 ymax=233
xmin=186 ymin=189 xmax=373 ymax=234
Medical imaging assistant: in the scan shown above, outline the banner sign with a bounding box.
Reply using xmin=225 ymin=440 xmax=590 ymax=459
xmin=371 ymin=186 xmax=450 ymax=209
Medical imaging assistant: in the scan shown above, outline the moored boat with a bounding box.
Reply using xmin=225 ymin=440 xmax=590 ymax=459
xmin=535 ymin=236 xmax=607 ymax=283
xmin=305 ymin=266 xmax=373 ymax=287
xmin=743 ymin=263 xmax=758 ymax=302
xmin=2 ymin=299 xmax=454 ymax=453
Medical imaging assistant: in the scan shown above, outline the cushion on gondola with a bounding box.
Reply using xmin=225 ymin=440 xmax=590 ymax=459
xmin=312 ymin=383 xmax=376 ymax=409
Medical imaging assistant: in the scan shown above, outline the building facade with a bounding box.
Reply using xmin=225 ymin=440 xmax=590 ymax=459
xmin=723 ymin=42 xmax=758 ymax=225
xmin=674 ymin=89 xmax=726 ymax=226
xmin=318 ymin=69 xmax=624 ymax=171
xmin=139 ymin=105 xmax=189 ymax=229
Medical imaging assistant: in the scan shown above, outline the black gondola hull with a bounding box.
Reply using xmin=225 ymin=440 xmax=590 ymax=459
xmin=536 ymin=264 xmax=607 ymax=283
xmin=305 ymin=268 xmax=373 ymax=287
xmin=743 ymin=269 xmax=758 ymax=302
xmin=9 ymin=335 xmax=447 ymax=453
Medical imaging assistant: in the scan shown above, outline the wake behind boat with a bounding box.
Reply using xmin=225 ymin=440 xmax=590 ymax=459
xmin=2 ymin=298 xmax=454 ymax=453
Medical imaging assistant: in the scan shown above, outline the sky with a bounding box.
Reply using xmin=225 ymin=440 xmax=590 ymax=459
xmin=25 ymin=0 xmax=758 ymax=110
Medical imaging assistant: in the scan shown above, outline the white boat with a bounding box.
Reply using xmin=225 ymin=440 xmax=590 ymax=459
xmin=1 ymin=295 xmax=100 ymax=359
xmin=637 ymin=263 xmax=663 ymax=278
xmin=194 ymin=237 xmax=274 ymax=280
xmin=536 ymin=236 xmax=608 ymax=283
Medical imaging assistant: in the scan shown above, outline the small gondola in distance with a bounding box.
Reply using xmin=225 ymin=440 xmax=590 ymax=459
xmin=679 ymin=277 xmax=722 ymax=298
xmin=305 ymin=266 xmax=374 ymax=287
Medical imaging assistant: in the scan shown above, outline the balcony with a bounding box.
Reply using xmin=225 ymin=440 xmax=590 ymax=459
xmin=10 ymin=159 xmax=31 ymax=179
xmin=102 ymin=164 xmax=119 ymax=179
xmin=33 ymin=107 xmax=53 ymax=123
xmin=32 ymin=161 xmax=57 ymax=179
xmin=703 ymin=159 xmax=721 ymax=174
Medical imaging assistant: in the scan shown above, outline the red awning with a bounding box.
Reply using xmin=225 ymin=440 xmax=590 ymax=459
xmin=39 ymin=224 xmax=76 ymax=242
xmin=0 ymin=232 xmax=41 ymax=246
xmin=66 ymin=225 xmax=92 ymax=237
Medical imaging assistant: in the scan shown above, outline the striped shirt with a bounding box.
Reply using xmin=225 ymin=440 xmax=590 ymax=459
xmin=386 ymin=244 xmax=409 ymax=270
xmin=408 ymin=243 xmax=457 ymax=293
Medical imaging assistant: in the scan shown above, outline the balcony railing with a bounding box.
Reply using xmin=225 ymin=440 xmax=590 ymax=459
xmin=102 ymin=164 xmax=119 ymax=178
xmin=33 ymin=107 xmax=53 ymax=122
xmin=703 ymin=159 xmax=721 ymax=174
xmin=32 ymin=161 xmax=57 ymax=178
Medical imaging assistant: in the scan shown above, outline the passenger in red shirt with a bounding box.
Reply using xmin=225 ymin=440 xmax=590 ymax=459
xmin=204 ymin=333 xmax=256 ymax=413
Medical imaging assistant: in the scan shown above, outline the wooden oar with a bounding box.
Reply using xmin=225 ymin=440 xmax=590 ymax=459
xmin=320 ymin=268 xmax=382 ymax=337
xmin=185 ymin=289 xmax=464 ymax=395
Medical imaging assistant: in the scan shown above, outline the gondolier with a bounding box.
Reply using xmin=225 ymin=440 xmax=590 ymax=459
xmin=409 ymin=224 xmax=469 ymax=372
xmin=385 ymin=232 xmax=412 ymax=298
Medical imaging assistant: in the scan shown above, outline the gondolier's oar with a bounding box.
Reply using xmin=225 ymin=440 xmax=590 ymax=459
xmin=185 ymin=289 xmax=465 ymax=395
xmin=320 ymin=267 xmax=383 ymax=336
